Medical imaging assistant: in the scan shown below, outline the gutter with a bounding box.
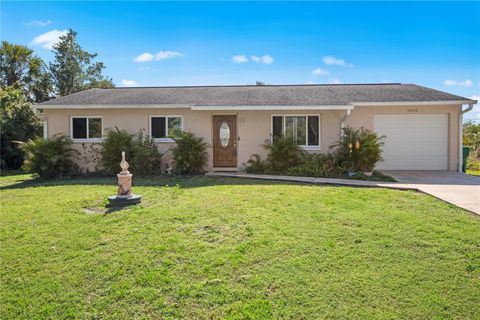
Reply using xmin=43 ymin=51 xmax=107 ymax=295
xmin=459 ymin=104 xmax=475 ymax=172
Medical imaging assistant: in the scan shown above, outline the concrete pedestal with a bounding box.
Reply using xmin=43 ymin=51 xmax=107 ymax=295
xmin=108 ymin=194 xmax=142 ymax=206
xmin=108 ymin=172 xmax=141 ymax=206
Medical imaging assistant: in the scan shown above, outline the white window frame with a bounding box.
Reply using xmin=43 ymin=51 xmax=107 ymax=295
xmin=149 ymin=115 xmax=184 ymax=142
xmin=271 ymin=114 xmax=321 ymax=150
xmin=70 ymin=116 xmax=103 ymax=142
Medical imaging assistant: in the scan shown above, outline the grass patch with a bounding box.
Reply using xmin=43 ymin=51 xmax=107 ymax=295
xmin=1 ymin=174 xmax=479 ymax=319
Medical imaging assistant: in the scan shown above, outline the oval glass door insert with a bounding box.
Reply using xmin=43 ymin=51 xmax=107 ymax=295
xmin=219 ymin=121 xmax=230 ymax=147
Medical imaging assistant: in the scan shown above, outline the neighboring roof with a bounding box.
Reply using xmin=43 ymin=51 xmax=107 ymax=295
xmin=38 ymin=83 xmax=476 ymax=107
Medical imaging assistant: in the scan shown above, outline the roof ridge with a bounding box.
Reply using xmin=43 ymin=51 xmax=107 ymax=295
xmin=109 ymin=83 xmax=403 ymax=89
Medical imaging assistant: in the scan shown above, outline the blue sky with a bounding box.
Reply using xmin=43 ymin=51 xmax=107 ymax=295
xmin=1 ymin=1 xmax=480 ymax=119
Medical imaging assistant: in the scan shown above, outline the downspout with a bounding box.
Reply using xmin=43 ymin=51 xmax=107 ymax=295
xmin=458 ymin=104 xmax=474 ymax=172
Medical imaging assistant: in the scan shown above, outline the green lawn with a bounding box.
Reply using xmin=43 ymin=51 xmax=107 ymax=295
xmin=1 ymin=174 xmax=479 ymax=319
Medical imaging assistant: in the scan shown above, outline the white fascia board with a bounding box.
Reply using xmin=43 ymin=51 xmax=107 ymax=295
xmin=191 ymin=105 xmax=353 ymax=111
xmin=37 ymin=104 xmax=192 ymax=109
xmin=351 ymin=100 xmax=475 ymax=107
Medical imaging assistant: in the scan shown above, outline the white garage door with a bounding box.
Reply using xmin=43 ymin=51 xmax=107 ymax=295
xmin=374 ymin=114 xmax=448 ymax=170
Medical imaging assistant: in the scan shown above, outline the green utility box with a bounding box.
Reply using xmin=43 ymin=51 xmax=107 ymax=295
xmin=462 ymin=146 xmax=471 ymax=173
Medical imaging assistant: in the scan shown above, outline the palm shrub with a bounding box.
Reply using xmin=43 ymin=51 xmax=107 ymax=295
xmin=131 ymin=129 xmax=163 ymax=176
xmin=99 ymin=127 xmax=133 ymax=175
xmin=245 ymin=154 xmax=267 ymax=173
xmin=356 ymin=128 xmax=385 ymax=172
xmin=171 ymin=131 xmax=209 ymax=175
xmin=263 ymin=136 xmax=303 ymax=173
xmin=21 ymin=134 xmax=79 ymax=178
xmin=330 ymin=127 xmax=360 ymax=172
xmin=331 ymin=127 xmax=384 ymax=172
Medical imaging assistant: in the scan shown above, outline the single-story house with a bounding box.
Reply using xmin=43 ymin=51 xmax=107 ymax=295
xmin=37 ymin=83 xmax=476 ymax=172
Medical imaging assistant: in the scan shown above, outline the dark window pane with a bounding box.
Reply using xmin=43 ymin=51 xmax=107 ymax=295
xmin=308 ymin=116 xmax=319 ymax=146
xmin=151 ymin=117 xmax=166 ymax=138
xmin=72 ymin=118 xmax=87 ymax=139
xmin=272 ymin=116 xmax=283 ymax=139
xmin=296 ymin=116 xmax=306 ymax=145
xmin=88 ymin=118 xmax=102 ymax=139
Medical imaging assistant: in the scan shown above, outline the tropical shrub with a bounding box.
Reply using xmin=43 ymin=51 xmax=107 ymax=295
xmin=245 ymin=154 xmax=267 ymax=174
xmin=99 ymin=127 xmax=133 ymax=175
xmin=463 ymin=121 xmax=480 ymax=152
xmin=331 ymin=127 xmax=385 ymax=172
xmin=21 ymin=134 xmax=79 ymax=178
xmin=171 ymin=131 xmax=209 ymax=175
xmin=356 ymin=129 xmax=385 ymax=172
xmin=131 ymin=129 xmax=163 ymax=176
xmin=287 ymin=152 xmax=338 ymax=177
xmin=263 ymin=136 xmax=303 ymax=173
xmin=0 ymin=85 xmax=42 ymax=170
xmin=463 ymin=121 xmax=480 ymax=174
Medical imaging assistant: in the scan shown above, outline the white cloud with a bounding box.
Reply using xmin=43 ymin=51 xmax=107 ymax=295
xmin=232 ymin=55 xmax=248 ymax=63
xmin=134 ymin=51 xmax=184 ymax=63
xmin=312 ymin=68 xmax=329 ymax=76
xmin=24 ymin=20 xmax=52 ymax=27
xmin=443 ymin=79 xmax=473 ymax=87
xmin=155 ymin=51 xmax=184 ymax=61
xmin=261 ymin=54 xmax=274 ymax=65
xmin=244 ymin=54 xmax=274 ymax=64
xmin=329 ymin=78 xmax=342 ymax=84
xmin=30 ymin=29 xmax=68 ymax=49
xmin=121 ymin=80 xmax=138 ymax=87
xmin=323 ymin=56 xmax=353 ymax=67
xmin=134 ymin=52 xmax=154 ymax=63
xmin=305 ymin=81 xmax=316 ymax=85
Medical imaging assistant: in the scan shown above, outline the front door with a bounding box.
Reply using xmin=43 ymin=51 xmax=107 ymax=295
xmin=213 ymin=115 xmax=237 ymax=167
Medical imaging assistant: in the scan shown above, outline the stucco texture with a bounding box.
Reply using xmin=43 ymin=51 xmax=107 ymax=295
xmin=43 ymin=104 xmax=461 ymax=172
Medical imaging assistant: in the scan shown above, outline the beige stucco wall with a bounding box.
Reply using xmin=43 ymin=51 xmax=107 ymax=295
xmin=43 ymin=104 xmax=461 ymax=172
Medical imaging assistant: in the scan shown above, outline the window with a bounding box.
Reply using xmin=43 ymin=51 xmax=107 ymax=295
xmin=150 ymin=116 xmax=183 ymax=141
xmin=71 ymin=117 xmax=102 ymax=141
xmin=272 ymin=115 xmax=320 ymax=147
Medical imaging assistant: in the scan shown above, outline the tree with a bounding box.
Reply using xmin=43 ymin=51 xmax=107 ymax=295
xmin=0 ymin=41 xmax=52 ymax=102
xmin=463 ymin=120 xmax=480 ymax=159
xmin=0 ymin=84 xmax=42 ymax=170
xmin=49 ymin=29 xmax=114 ymax=96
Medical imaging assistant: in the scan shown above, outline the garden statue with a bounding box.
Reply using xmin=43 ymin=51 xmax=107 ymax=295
xmin=108 ymin=151 xmax=142 ymax=206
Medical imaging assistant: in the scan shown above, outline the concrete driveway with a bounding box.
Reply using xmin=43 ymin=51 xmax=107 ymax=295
xmin=383 ymin=171 xmax=480 ymax=214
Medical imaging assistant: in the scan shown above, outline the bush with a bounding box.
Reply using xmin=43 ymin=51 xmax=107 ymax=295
xmin=263 ymin=136 xmax=303 ymax=173
xmin=331 ymin=127 xmax=384 ymax=172
xmin=131 ymin=129 xmax=163 ymax=176
xmin=286 ymin=152 xmax=338 ymax=177
xmin=99 ymin=127 xmax=133 ymax=175
xmin=246 ymin=154 xmax=267 ymax=174
xmin=171 ymin=131 xmax=209 ymax=175
xmin=1 ymin=85 xmax=42 ymax=170
xmin=21 ymin=134 xmax=79 ymax=178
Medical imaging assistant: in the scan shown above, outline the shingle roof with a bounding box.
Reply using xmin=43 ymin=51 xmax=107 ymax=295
xmin=39 ymin=83 xmax=474 ymax=106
